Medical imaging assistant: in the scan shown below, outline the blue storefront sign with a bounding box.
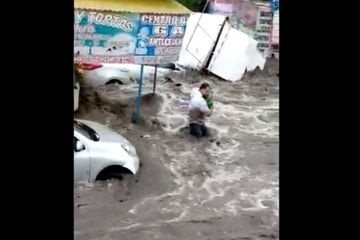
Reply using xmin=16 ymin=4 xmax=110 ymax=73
xmin=271 ymin=0 xmax=279 ymax=11
xmin=134 ymin=13 xmax=189 ymax=64
xmin=74 ymin=10 xmax=189 ymax=64
xmin=74 ymin=10 xmax=140 ymax=63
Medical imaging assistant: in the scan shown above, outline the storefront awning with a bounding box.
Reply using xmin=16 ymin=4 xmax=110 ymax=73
xmin=75 ymin=0 xmax=191 ymax=14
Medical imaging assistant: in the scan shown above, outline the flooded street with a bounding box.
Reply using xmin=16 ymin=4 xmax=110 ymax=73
xmin=74 ymin=60 xmax=279 ymax=240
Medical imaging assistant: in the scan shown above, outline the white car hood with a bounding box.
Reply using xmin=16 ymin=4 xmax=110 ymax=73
xmin=77 ymin=119 xmax=130 ymax=145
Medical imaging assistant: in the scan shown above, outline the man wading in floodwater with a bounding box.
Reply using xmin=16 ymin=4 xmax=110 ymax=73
xmin=188 ymin=83 xmax=213 ymax=139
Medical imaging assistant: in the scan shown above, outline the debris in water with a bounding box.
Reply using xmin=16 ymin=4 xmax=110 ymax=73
xmin=164 ymin=77 xmax=174 ymax=83
xmin=259 ymin=233 xmax=276 ymax=239
xmin=76 ymin=203 xmax=90 ymax=208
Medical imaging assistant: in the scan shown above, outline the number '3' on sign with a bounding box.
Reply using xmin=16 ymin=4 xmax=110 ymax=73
xmin=171 ymin=26 xmax=184 ymax=36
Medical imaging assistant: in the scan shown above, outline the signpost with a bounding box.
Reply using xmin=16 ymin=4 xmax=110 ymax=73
xmin=134 ymin=65 xmax=144 ymax=123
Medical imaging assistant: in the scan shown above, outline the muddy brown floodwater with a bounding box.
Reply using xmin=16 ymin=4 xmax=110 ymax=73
xmin=74 ymin=59 xmax=279 ymax=240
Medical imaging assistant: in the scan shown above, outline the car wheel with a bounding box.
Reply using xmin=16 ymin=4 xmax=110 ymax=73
xmin=104 ymin=172 xmax=124 ymax=181
xmin=97 ymin=172 xmax=126 ymax=181
xmin=105 ymin=79 xmax=123 ymax=86
xmin=96 ymin=166 xmax=132 ymax=181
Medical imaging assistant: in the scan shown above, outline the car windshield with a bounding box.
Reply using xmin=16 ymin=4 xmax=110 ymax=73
xmin=74 ymin=120 xmax=100 ymax=141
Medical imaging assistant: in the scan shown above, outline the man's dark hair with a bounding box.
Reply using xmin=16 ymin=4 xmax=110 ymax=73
xmin=199 ymin=83 xmax=210 ymax=89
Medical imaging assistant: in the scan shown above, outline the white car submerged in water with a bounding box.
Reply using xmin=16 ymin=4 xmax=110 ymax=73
xmin=76 ymin=63 xmax=132 ymax=87
xmin=74 ymin=119 xmax=140 ymax=183
xmin=76 ymin=62 xmax=175 ymax=88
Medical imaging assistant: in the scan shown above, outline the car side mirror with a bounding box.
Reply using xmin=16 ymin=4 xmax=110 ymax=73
xmin=75 ymin=141 xmax=85 ymax=152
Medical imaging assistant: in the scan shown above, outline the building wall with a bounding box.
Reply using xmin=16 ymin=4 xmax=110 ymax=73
xmin=207 ymin=0 xmax=279 ymax=57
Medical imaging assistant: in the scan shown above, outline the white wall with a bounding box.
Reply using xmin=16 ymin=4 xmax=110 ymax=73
xmin=176 ymin=13 xmax=226 ymax=69
xmin=208 ymin=22 xmax=266 ymax=81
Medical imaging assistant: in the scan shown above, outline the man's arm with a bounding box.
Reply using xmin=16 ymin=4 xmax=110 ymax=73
xmin=199 ymin=98 xmax=213 ymax=116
